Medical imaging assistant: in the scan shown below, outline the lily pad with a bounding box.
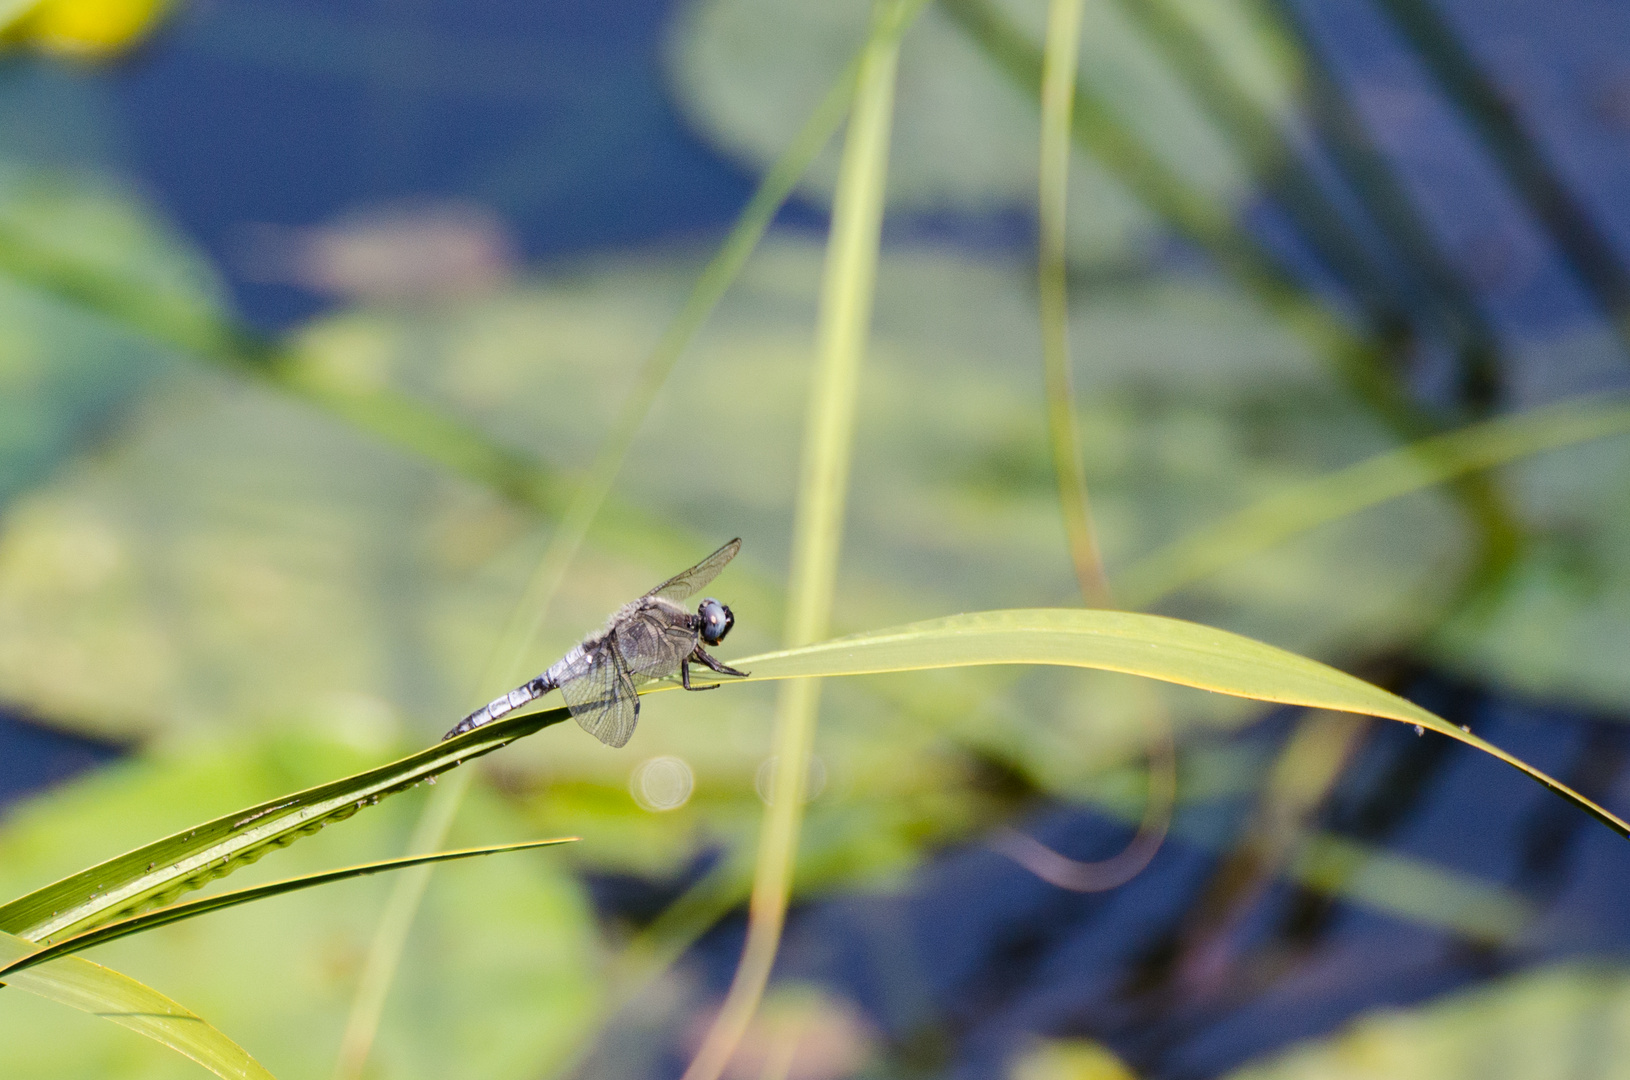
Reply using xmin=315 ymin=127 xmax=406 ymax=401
xmin=665 ymin=0 xmax=1291 ymax=262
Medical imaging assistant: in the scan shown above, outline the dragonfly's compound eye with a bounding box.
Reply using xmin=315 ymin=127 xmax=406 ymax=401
xmin=698 ymin=598 xmax=735 ymax=645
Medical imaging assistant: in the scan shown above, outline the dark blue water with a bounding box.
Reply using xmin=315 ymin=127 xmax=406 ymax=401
xmin=0 ymin=708 xmax=122 ymax=809
xmin=8 ymin=0 xmax=1621 ymax=347
xmin=109 ymin=0 xmax=781 ymax=326
xmin=648 ymin=680 xmax=1630 ymax=1079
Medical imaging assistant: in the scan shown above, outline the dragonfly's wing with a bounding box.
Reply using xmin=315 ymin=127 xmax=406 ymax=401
xmin=559 ymin=643 xmax=640 ymax=748
xmin=620 ymin=605 xmax=701 ymax=682
xmin=645 ymin=539 xmax=741 ymax=602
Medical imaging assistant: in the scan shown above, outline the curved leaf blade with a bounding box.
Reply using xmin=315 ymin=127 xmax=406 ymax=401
xmin=723 ymin=607 xmax=1630 ymax=838
xmin=0 ymin=708 xmax=572 ymax=943
xmin=9 ymin=600 xmax=1624 ymax=965
xmin=0 ymin=931 xmax=275 ymax=1080
xmin=0 ymin=838 xmax=576 ymax=978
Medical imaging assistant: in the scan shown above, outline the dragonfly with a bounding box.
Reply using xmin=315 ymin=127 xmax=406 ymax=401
xmin=443 ymin=539 xmax=748 ymax=748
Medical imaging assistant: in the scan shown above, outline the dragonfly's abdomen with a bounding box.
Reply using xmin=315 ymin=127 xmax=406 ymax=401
xmin=442 ymin=672 xmax=555 ymax=740
xmin=442 ymin=641 xmax=597 ymax=740
xmin=545 ymin=643 xmax=592 ymax=687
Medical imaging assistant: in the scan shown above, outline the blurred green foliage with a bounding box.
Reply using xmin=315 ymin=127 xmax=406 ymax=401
xmin=0 ymin=729 xmax=599 ymax=1079
xmin=0 ymin=168 xmax=1625 ymax=1071
xmin=0 ymin=0 xmax=1628 ymax=1074
xmin=0 ymin=163 xmax=216 ymax=506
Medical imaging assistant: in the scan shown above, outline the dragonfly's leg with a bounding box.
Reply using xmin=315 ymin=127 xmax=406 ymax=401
xmin=680 ymin=658 xmax=720 ymax=691
xmin=693 ymin=646 xmax=748 ymax=680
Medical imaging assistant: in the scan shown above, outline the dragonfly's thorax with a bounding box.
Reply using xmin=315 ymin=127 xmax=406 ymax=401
xmin=537 ymin=596 xmax=703 ymax=693
xmin=604 ymin=595 xmax=693 ymax=631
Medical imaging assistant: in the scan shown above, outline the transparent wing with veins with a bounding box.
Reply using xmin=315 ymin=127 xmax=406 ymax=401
xmin=645 ymin=538 xmax=740 ymax=602
xmin=559 ymin=639 xmax=640 ymax=748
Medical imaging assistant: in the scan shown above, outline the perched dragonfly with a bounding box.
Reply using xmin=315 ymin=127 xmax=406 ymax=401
xmin=443 ymin=539 xmax=748 ymax=748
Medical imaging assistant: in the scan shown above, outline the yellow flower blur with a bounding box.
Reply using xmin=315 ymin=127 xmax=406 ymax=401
xmin=12 ymin=0 xmax=172 ymax=58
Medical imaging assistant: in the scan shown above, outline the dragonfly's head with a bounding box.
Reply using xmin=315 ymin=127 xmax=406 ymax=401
xmin=697 ymin=598 xmax=735 ymax=646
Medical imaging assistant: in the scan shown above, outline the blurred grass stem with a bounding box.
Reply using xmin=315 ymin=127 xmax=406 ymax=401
xmin=331 ymin=768 xmax=470 ymax=1080
xmin=1020 ymin=0 xmax=1172 ymax=890
xmin=680 ymin=4 xmax=905 ymax=1078
xmin=1038 ymin=0 xmax=1110 ymax=608
xmin=1170 ymin=709 xmax=1368 ymax=993
xmin=328 ymin=28 xmax=887 ymax=1080
xmin=938 ymin=0 xmax=1521 ymax=602
xmin=1117 ymin=394 xmax=1630 ymax=609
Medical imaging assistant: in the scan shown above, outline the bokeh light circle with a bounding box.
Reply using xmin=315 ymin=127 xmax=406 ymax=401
xmin=630 ymin=755 xmax=695 ymax=812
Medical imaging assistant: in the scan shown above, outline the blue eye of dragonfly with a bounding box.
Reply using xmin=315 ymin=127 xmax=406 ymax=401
xmin=698 ymin=599 xmax=734 ymax=646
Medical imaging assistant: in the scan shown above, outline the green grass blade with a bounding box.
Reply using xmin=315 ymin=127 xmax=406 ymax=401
xmin=0 ymin=707 xmax=571 ymax=944
xmin=683 ymin=4 xmax=907 ymax=1079
xmin=0 ymin=212 xmax=243 ymax=362
xmin=0 ymin=931 xmax=276 ymax=1080
xmin=717 ymin=606 xmax=1629 ymax=839
xmin=0 ymin=838 xmax=574 ymax=977
xmin=1290 ymin=833 xmax=1533 ymax=944
xmin=1117 ymin=394 xmax=1630 ymax=607
xmin=1038 ymin=0 xmax=1110 ymax=605
xmin=940 ymin=0 xmax=1225 ymax=258
xmin=2 ymin=599 xmax=1615 ymax=1065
